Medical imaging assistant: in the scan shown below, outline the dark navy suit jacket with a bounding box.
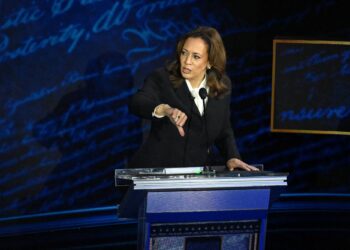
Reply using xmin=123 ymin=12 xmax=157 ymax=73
xmin=128 ymin=67 xmax=240 ymax=168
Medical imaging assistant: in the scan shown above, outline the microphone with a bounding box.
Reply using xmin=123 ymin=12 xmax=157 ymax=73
xmin=199 ymin=88 xmax=210 ymax=171
xmin=199 ymin=87 xmax=208 ymax=100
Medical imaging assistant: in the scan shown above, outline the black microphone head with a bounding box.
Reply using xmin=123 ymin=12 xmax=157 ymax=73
xmin=199 ymin=88 xmax=207 ymax=100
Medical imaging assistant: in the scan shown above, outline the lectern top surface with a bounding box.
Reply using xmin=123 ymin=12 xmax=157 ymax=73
xmin=115 ymin=166 xmax=287 ymax=177
xmin=115 ymin=167 xmax=288 ymax=190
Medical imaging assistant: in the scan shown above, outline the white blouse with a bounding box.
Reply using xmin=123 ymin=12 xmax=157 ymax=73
xmin=152 ymin=76 xmax=209 ymax=117
xmin=185 ymin=76 xmax=208 ymax=116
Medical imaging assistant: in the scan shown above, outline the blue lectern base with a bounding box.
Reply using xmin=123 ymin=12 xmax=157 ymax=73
xmin=138 ymin=189 xmax=267 ymax=250
xmin=115 ymin=168 xmax=288 ymax=250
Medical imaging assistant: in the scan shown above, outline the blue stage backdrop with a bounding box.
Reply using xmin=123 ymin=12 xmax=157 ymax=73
xmin=0 ymin=0 xmax=349 ymax=218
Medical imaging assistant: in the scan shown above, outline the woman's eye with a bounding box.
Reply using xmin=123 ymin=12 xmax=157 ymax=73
xmin=194 ymin=55 xmax=200 ymax=60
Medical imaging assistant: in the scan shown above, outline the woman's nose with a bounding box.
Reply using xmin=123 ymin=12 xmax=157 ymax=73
xmin=185 ymin=55 xmax=192 ymax=64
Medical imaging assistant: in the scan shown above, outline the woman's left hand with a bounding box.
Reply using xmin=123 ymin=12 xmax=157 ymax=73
xmin=226 ymin=158 xmax=260 ymax=171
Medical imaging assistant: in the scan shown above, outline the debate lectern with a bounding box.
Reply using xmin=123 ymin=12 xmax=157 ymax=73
xmin=115 ymin=167 xmax=288 ymax=250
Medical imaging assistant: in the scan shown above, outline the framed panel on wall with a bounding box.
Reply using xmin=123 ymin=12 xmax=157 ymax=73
xmin=271 ymin=38 xmax=350 ymax=135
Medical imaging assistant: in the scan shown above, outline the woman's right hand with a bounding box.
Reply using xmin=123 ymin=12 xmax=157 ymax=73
xmin=155 ymin=104 xmax=188 ymax=137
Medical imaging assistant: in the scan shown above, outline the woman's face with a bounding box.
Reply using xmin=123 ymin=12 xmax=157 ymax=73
xmin=180 ymin=37 xmax=210 ymax=87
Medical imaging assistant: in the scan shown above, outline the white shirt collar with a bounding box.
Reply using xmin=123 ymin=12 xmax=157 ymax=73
xmin=185 ymin=75 xmax=209 ymax=93
xmin=185 ymin=75 xmax=208 ymax=116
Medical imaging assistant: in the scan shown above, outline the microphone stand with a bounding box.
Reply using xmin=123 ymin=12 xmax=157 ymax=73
xmin=199 ymin=88 xmax=212 ymax=174
xmin=202 ymin=98 xmax=211 ymax=173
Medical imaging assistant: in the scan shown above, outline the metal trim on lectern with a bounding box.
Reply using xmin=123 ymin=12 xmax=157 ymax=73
xmin=115 ymin=168 xmax=288 ymax=189
xmin=115 ymin=168 xmax=288 ymax=218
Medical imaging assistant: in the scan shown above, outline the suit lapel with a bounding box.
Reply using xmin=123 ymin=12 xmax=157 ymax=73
xmin=206 ymin=96 xmax=216 ymax=117
xmin=205 ymin=96 xmax=221 ymax=132
xmin=174 ymin=82 xmax=201 ymax=117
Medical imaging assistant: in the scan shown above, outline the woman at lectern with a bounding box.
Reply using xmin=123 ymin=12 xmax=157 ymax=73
xmin=128 ymin=26 xmax=258 ymax=172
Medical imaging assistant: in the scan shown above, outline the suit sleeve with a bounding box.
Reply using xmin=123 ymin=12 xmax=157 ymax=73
xmin=214 ymin=77 xmax=241 ymax=160
xmin=128 ymin=71 xmax=163 ymax=119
